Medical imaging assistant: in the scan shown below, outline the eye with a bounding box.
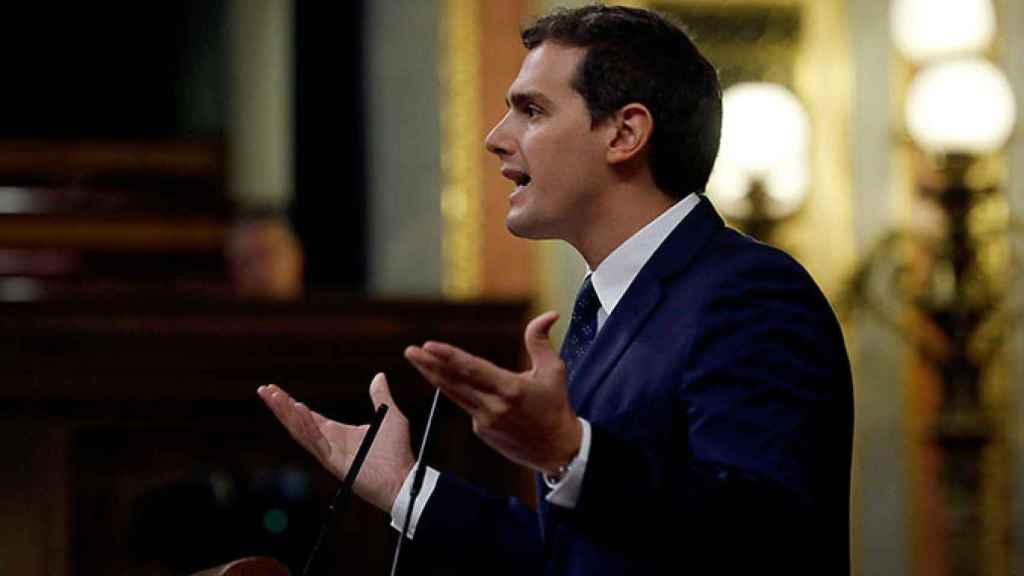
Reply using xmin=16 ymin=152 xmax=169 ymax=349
xmin=525 ymin=104 xmax=542 ymax=118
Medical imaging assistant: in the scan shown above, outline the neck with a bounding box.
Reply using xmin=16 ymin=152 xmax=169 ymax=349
xmin=568 ymin=182 xmax=677 ymax=270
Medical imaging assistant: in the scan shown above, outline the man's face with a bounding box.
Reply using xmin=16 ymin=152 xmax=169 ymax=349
xmin=485 ymin=43 xmax=609 ymax=241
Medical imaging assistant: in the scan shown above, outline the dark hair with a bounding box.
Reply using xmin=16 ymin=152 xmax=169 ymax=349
xmin=522 ymin=5 xmax=722 ymax=199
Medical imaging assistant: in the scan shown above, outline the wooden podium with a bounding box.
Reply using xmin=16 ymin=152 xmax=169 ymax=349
xmin=192 ymin=557 xmax=290 ymax=576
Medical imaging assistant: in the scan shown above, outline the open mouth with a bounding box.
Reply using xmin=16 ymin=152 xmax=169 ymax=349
xmin=502 ymin=168 xmax=531 ymax=188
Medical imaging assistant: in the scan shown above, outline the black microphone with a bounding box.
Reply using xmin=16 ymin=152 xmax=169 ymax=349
xmin=300 ymin=402 xmax=389 ymax=576
xmin=389 ymin=388 xmax=443 ymax=576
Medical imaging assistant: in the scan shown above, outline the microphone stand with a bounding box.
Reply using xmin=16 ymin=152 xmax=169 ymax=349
xmin=389 ymin=389 xmax=442 ymax=576
xmin=300 ymin=402 xmax=389 ymax=576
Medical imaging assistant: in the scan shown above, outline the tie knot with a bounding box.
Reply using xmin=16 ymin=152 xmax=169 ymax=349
xmin=572 ymin=275 xmax=600 ymax=324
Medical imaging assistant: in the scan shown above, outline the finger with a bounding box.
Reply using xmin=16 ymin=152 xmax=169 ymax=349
xmin=310 ymin=409 xmax=329 ymax=427
xmin=368 ymin=373 xmax=396 ymax=412
xmin=367 ymin=372 xmax=409 ymax=426
xmin=269 ymin=393 xmax=314 ymax=446
xmin=293 ymin=401 xmax=332 ymax=461
xmin=524 ymin=311 xmax=559 ymax=357
xmin=261 ymin=387 xmax=328 ymax=459
xmin=405 ymin=346 xmax=486 ymax=412
xmin=418 ymin=341 xmax=510 ymax=394
xmin=259 ymin=386 xmax=296 ymax=425
xmin=405 ymin=346 xmax=487 ymax=401
xmin=258 ymin=383 xmax=290 ymax=404
xmin=523 ymin=311 xmax=563 ymax=373
xmin=264 ymin=392 xmax=309 ymax=446
xmin=409 ymin=344 xmax=520 ymax=412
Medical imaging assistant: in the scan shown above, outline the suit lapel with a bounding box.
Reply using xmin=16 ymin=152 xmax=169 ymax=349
xmin=567 ymin=196 xmax=725 ymax=415
xmin=568 ymin=269 xmax=660 ymax=414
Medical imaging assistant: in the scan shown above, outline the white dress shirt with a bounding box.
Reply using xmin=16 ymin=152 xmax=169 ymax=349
xmin=391 ymin=193 xmax=702 ymax=536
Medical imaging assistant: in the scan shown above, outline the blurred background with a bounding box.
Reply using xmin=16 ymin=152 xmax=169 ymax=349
xmin=0 ymin=0 xmax=1021 ymax=574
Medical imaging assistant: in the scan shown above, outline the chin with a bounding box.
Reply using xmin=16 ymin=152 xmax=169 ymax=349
xmin=505 ymin=212 xmax=551 ymax=240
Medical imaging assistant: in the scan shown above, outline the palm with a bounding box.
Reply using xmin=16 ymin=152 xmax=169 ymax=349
xmin=403 ymin=311 xmax=582 ymax=474
xmin=258 ymin=374 xmax=415 ymax=512
xmin=313 ymin=410 xmax=414 ymax=508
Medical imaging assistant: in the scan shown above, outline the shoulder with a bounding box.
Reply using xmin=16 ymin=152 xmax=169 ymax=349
xmin=672 ymin=225 xmax=827 ymax=307
xmin=666 ymin=227 xmax=848 ymax=361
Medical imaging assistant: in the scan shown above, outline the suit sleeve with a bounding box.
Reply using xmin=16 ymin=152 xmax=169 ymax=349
xmin=401 ymin=473 xmax=545 ymax=575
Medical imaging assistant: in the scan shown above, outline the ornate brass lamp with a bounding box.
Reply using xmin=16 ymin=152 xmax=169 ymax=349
xmin=844 ymin=1 xmax=1019 ymax=572
xmin=706 ymin=82 xmax=811 ymax=242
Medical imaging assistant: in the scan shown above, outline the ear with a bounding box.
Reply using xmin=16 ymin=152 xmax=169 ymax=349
xmin=605 ymin=103 xmax=653 ymax=165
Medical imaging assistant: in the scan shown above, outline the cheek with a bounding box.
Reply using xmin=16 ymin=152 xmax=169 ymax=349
xmin=523 ymin=121 xmax=602 ymax=190
xmin=547 ymin=139 xmax=602 ymax=187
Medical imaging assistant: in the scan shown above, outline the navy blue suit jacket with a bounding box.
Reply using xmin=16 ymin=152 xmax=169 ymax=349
xmin=409 ymin=197 xmax=853 ymax=575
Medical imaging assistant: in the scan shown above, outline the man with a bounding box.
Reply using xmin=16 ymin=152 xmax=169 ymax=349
xmin=259 ymin=5 xmax=853 ymax=574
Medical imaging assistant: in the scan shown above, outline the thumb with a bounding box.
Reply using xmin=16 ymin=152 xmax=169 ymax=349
xmin=369 ymin=372 xmax=397 ymax=411
xmin=524 ymin=311 xmax=561 ymax=371
xmin=370 ymin=373 xmax=411 ymax=429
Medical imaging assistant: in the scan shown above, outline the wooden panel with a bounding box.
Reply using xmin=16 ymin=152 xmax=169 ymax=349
xmin=480 ymin=0 xmax=535 ymax=299
xmin=0 ymin=140 xmax=224 ymax=187
xmin=0 ymin=298 xmax=533 ymax=576
xmin=0 ymin=138 xmax=232 ymax=300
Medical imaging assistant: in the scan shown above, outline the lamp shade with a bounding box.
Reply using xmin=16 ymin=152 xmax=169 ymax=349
xmin=891 ymin=0 xmax=996 ymax=63
xmin=905 ymin=57 xmax=1017 ymax=155
xmin=707 ymin=82 xmax=810 ymax=220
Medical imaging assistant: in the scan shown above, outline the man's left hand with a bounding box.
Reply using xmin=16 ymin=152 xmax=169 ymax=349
xmin=404 ymin=311 xmax=582 ymax=475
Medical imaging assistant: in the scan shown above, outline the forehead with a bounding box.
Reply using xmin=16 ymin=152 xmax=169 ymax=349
xmin=507 ymin=42 xmax=587 ymax=101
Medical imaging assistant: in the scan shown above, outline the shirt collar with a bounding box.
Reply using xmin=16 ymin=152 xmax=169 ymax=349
xmin=588 ymin=193 xmax=701 ymax=316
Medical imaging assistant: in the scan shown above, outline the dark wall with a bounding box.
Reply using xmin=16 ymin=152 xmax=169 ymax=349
xmin=0 ymin=3 xmax=224 ymax=138
xmin=293 ymin=1 xmax=368 ymax=291
xmin=0 ymin=1 xmax=370 ymax=292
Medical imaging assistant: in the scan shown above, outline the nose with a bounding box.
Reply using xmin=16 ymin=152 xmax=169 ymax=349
xmin=484 ymin=112 xmax=513 ymax=157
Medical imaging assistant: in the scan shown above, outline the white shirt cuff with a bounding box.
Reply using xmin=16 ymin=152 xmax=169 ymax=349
xmin=389 ymin=465 xmax=440 ymax=539
xmin=543 ymin=417 xmax=591 ymax=509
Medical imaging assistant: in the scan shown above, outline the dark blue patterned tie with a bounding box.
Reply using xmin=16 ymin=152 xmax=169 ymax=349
xmin=560 ymin=275 xmax=600 ymax=378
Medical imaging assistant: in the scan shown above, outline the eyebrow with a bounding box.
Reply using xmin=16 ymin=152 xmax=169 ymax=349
xmin=506 ymin=90 xmax=554 ymax=110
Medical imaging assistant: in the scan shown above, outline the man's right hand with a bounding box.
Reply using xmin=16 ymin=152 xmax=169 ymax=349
xmin=257 ymin=373 xmax=415 ymax=512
